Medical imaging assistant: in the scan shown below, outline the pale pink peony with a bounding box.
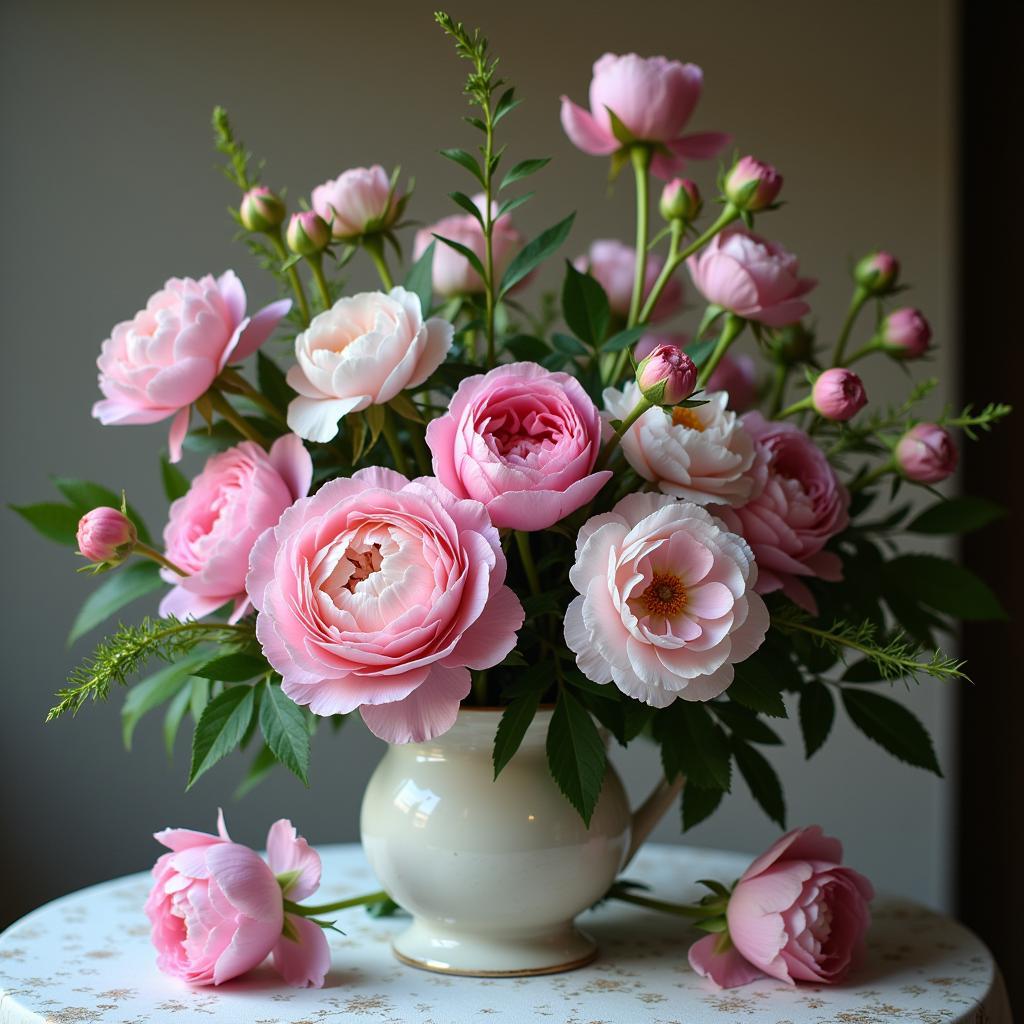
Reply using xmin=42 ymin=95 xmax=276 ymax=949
xmin=717 ymin=413 xmax=849 ymax=614
xmin=93 ymin=272 xmax=290 ymax=462
xmin=564 ymin=494 xmax=769 ymax=707
xmin=145 ymin=811 xmax=329 ymax=988
xmin=311 ymin=165 xmax=400 ymax=240
xmin=706 ymin=353 xmax=758 ymax=413
xmin=76 ymin=507 xmax=137 ymax=565
xmin=575 ymin=239 xmax=683 ymax=322
xmin=603 ymin=384 xmax=760 ymax=507
xmin=896 ymin=423 xmax=958 ymax=483
xmin=413 ymin=196 xmax=525 ymax=297
xmin=812 ymin=368 xmax=867 ymax=422
xmin=159 ymin=434 xmax=313 ymax=623
xmin=286 ymin=287 xmax=452 ymax=443
xmin=687 ymin=228 xmax=816 ymax=327
xmin=560 ymin=53 xmax=729 ymax=179
xmin=689 ymin=826 xmax=874 ymax=988
xmin=246 ymin=467 xmax=524 ymax=743
xmin=425 ymin=362 xmax=612 ymax=532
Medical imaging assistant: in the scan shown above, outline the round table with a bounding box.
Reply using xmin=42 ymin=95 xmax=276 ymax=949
xmin=0 ymin=844 xmax=1011 ymax=1024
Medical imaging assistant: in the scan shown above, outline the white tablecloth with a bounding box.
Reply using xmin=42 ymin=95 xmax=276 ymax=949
xmin=0 ymin=843 xmax=1011 ymax=1024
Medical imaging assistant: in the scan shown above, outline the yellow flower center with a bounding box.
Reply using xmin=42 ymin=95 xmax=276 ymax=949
xmin=671 ymin=406 xmax=705 ymax=432
xmin=640 ymin=572 xmax=688 ymax=617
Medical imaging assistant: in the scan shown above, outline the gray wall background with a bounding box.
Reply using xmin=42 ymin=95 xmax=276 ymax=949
xmin=0 ymin=0 xmax=956 ymax=927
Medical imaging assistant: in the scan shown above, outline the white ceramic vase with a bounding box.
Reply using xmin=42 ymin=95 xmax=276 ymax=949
xmin=360 ymin=707 xmax=681 ymax=977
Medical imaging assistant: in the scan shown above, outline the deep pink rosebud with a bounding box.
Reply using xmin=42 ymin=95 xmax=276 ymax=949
xmin=239 ymin=186 xmax=286 ymax=232
xmin=812 ymin=368 xmax=867 ymax=421
xmin=659 ymin=178 xmax=701 ymax=223
xmin=636 ymin=344 xmax=698 ymax=405
xmin=724 ymin=156 xmax=783 ymax=212
xmin=880 ymin=307 xmax=932 ymax=359
xmin=77 ymin=507 xmax=137 ymax=565
xmin=854 ymin=251 xmax=899 ymax=293
xmin=286 ymin=211 xmax=330 ymax=256
xmin=896 ymin=423 xmax=958 ymax=483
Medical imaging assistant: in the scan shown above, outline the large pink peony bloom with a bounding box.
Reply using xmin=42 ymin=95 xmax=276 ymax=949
xmin=247 ymin=467 xmax=524 ymax=743
xmin=560 ymin=53 xmax=729 ymax=179
xmin=286 ymin=287 xmax=452 ymax=443
xmin=93 ymin=272 xmax=290 ymax=462
xmin=145 ymin=811 xmax=329 ymax=988
xmin=425 ymin=362 xmax=612 ymax=531
xmin=575 ymin=239 xmax=683 ymax=322
xmin=717 ymin=413 xmax=849 ymax=615
xmin=160 ymin=434 xmax=313 ymax=623
xmin=687 ymin=228 xmax=816 ymax=327
xmin=689 ymin=826 xmax=874 ymax=988
xmin=564 ymin=494 xmax=769 ymax=707
xmin=311 ymin=165 xmax=400 ymax=240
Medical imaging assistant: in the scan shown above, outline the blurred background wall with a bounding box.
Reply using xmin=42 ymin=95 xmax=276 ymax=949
xmin=0 ymin=0 xmax=956 ymax=928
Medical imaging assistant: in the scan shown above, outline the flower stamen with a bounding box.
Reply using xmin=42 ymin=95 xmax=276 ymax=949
xmin=671 ymin=406 xmax=705 ymax=432
xmin=640 ymin=572 xmax=688 ymax=617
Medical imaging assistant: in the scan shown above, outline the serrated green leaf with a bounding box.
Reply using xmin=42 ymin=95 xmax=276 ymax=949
xmin=882 ymin=554 xmax=1006 ymax=620
xmin=69 ymin=560 xmax=164 ymax=645
xmin=500 ymin=157 xmax=550 ymax=190
xmin=256 ymin=351 xmax=294 ymax=413
xmin=561 ymin=260 xmax=609 ymax=347
xmin=439 ymin=147 xmax=485 ymax=185
xmin=657 ymin=702 xmax=731 ymax=791
xmin=682 ymin=783 xmax=723 ymax=831
xmin=907 ymin=496 xmax=1006 ymax=535
xmin=122 ymin=649 xmax=209 ymax=750
xmin=546 ymin=687 xmax=606 ymax=825
xmin=12 ymin=502 xmax=83 ymax=546
xmin=193 ymin=652 xmax=268 ymax=683
xmin=709 ymin=701 xmax=782 ymax=745
xmin=188 ymin=685 xmax=256 ymax=787
xmin=732 ymin=739 xmax=786 ymax=828
xmin=728 ymin=662 xmax=788 ymax=717
xmin=798 ymin=681 xmax=835 ymax=758
xmin=259 ymin=681 xmax=311 ymax=785
xmin=493 ymin=689 xmax=542 ymax=778
xmin=500 ymin=213 xmax=576 ymax=297
xmin=842 ymin=688 xmax=942 ymax=774
xmin=161 ymin=458 xmax=190 ymax=502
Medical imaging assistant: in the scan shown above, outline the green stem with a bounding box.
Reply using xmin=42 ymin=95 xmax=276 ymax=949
xmin=208 ymin=389 xmax=265 ymax=446
xmin=218 ymin=368 xmax=289 ymax=427
xmin=627 ymin=146 xmax=653 ymax=328
xmin=284 ymin=890 xmax=389 ymax=917
xmin=364 ymin=236 xmax=395 ymax=291
xmin=268 ymin=229 xmax=311 ymax=326
xmin=777 ymin=396 xmax=813 ymax=419
xmin=768 ymin=363 xmax=788 ymax=417
xmin=849 ymin=457 xmax=898 ymax=493
xmin=515 ymin=531 xmax=542 ymax=597
xmin=380 ymin=409 xmax=410 ymax=476
xmin=134 ymin=543 xmax=188 ymax=577
xmin=308 ymin=255 xmax=333 ymax=311
xmin=610 ymin=890 xmax=713 ymax=918
xmin=844 ymin=338 xmax=883 ymax=366
xmin=831 ymin=286 xmax=870 ymax=367
xmin=596 ymin=396 xmax=653 ymax=472
xmin=482 ymin=109 xmax=498 ymax=369
xmin=697 ymin=315 xmax=745 ymax=389
xmin=472 ymin=670 xmax=489 ymax=706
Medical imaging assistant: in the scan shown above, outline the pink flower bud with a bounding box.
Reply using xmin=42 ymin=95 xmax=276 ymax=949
xmin=724 ymin=156 xmax=782 ymax=212
xmin=896 ymin=423 xmax=958 ymax=483
xmin=812 ymin=368 xmax=867 ymax=421
xmin=880 ymin=307 xmax=931 ymax=359
xmin=659 ymin=178 xmax=701 ymax=223
xmin=854 ymin=251 xmax=899 ymax=293
xmin=77 ymin=507 xmax=137 ymax=565
xmin=636 ymin=344 xmax=698 ymax=406
xmin=286 ymin=211 xmax=330 ymax=256
xmin=239 ymin=186 xmax=286 ymax=232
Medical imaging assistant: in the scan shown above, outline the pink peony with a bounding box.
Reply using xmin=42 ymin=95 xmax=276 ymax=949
xmin=717 ymin=413 xmax=849 ymax=614
xmin=896 ymin=423 xmax=958 ymax=483
xmin=880 ymin=307 xmax=932 ymax=360
xmin=689 ymin=826 xmax=874 ymax=988
xmin=425 ymin=362 xmax=612 ymax=532
xmin=687 ymin=228 xmax=816 ymax=327
xmin=286 ymin=211 xmax=330 ymax=255
xmin=634 ymin=331 xmax=690 ymax=363
xmin=724 ymin=155 xmax=783 ymax=212
xmin=286 ymin=287 xmax=452 ymax=443
xmin=246 ymin=467 xmax=524 ymax=743
xmin=812 ymin=368 xmax=867 ymax=422
xmin=564 ymin=493 xmax=769 ymax=707
xmin=659 ymin=178 xmax=702 ymax=223
xmin=311 ymin=165 xmax=400 ymax=240
xmin=145 ymin=811 xmax=329 ymax=988
xmin=159 ymin=434 xmax=313 ymax=623
xmin=636 ymin=344 xmax=697 ymax=405
xmin=93 ymin=272 xmax=290 ymax=463
xmin=706 ymin=352 xmax=758 ymax=413
xmin=854 ymin=250 xmax=899 ymax=293
xmin=76 ymin=507 xmax=137 ymax=565
xmin=603 ymin=385 xmax=760 ymax=507
xmin=576 ymin=239 xmax=683 ymax=322
xmin=560 ymin=53 xmax=729 ymax=179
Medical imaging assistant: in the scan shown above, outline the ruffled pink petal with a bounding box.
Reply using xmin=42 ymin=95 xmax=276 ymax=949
xmin=233 ymin=298 xmax=292 ymax=363
xmin=743 ymin=825 xmax=844 ymax=881
xmin=168 ymin=406 xmax=191 ymax=464
xmin=266 ymin=819 xmax=322 ymax=901
xmin=446 ymin=584 xmax=524 ymax=670
xmin=272 ymin=914 xmax=331 ymax=989
xmin=159 ymin=584 xmax=233 ymax=622
xmin=484 ymin=472 xmax=612 ymax=531
xmin=268 ymin=433 xmax=314 ymax=501
xmin=559 ymin=96 xmax=618 ymax=155
xmin=216 ymin=270 xmax=247 ymax=327
xmin=360 ymin=663 xmax=471 ymax=743
xmin=688 ymin=934 xmax=766 ymax=989
xmin=152 ymin=826 xmax=223 ymax=853
xmin=211 ymin=910 xmax=283 ymax=985
xmin=203 ymin=844 xmax=283 ymax=926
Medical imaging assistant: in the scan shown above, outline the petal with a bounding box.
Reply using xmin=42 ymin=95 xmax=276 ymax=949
xmin=273 ymin=914 xmax=331 ymax=989
xmin=158 ymin=584 xmax=232 ymax=622
xmin=287 ymin=394 xmax=367 ymax=443
xmin=359 ymin=663 xmax=471 ymax=743
xmin=167 ymin=406 xmax=191 ymax=464
xmin=266 ymin=819 xmax=322 ymax=901
xmin=203 ymin=844 xmax=283 ymax=925
xmin=447 ymin=584 xmax=524 ymax=670
xmin=212 ymin=912 xmax=282 ymax=985
xmin=688 ymin=934 xmax=766 ymax=989
xmin=233 ymin=298 xmax=292 ymax=362
xmin=559 ymin=96 xmax=618 ymax=155
xmin=268 ymin=433 xmax=314 ymax=500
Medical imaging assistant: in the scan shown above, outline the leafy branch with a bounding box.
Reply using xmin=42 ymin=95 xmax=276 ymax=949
xmin=212 ymin=106 xmax=257 ymax=191
xmin=826 ymin=377 xmax=939 ymax=456
xmin=937 ymin=400 xmax=1012 ymax=439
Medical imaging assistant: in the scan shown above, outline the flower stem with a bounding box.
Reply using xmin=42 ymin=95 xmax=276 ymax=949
xmin=849 ymin=457 xmax=898 ymax=493
xmin=134 ymin=543 xmax=187 ymax=577
xmin=217 ymin=368 xmax=288 ymax=427
xmin=380 ymin=408 xmax=410 ymax=476
xmin=308 ymin=255 xmax=333 ymax=311
xmin=831 ymin=286 xmax=870 ymax=366
xmin=844 ymin=338 xmax=882 ymax=366
xmin=284 ymin=890 xmax=389 ymax=917
xmin=596 ymin=396 xmax=653 ymax=471
xmin=768 ymin=362 xmax=788 ymax=417
xmin=268 ymin=229 xmax=311 ymax=327
xmin=777 ymin=395 xmax=813 ymax=419
xmin=208 ymin=389 xmax=265 ymax=446
xmin=697 ymin=315 xmax=745 ymax=389
xmin=515 ymin=531 xmax=542 ymax=597
xmin=364 ymin=236 xmax=395 ymax=291
xmin=627 ymin=146 xmax=653 ymax=328
xmin=609 ymin=890 xmax=712 ymax=917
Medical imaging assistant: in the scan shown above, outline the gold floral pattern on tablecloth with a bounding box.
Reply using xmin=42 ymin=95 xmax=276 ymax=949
xmin=0 ymin=845 xmax=1011 ymax=1024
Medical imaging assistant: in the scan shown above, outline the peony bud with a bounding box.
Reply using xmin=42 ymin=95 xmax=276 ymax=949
xmin=659 ymin=178 xmax=702 ymax=223
xmin=880 ymin=307 xmax=931 ymax=360
xmin=286 ymin=211 xmax=330 ymax=256
xmin=77 ymin=507 xmax=137 ymax=565
xmin=896 ymin=423 xmax=958 ymax=483
xmin=636 ymin=344 xmax=698 ymax=406
xmin=854 ymin=251 xmax=899 ymax=294
xmin=812 ymin=368 xmax=867 ymax=421
xmin=769 ymin=322 xmax=815 ymax=365
xmin=239 ymin=186 xmax=286 ymax=233
xmin=724 ymin=156 xmax=782 ymax=212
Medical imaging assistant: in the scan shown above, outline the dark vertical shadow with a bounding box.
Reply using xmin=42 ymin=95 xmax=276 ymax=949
xmin=956 ymin=0 xmax=1024 ymax=1005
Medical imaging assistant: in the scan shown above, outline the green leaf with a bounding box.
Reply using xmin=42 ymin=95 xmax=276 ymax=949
xmin=259 ymin=681 xmax=311 ymax=785
xmin=842 ymin=688 xmax=942 ymax=775
xmin=682 ymin=783 xmax=723 ymax=831
xmin=732 ymin=739 xmax=786 ymax=828
xmin=493 ymin=87 xmax=521 ymax=125
xmin=404 ymin=240 xmax=435 ymax=315
xmin=709 ymin=701 xmax=782 ymax=745
xmin=188 ymin=685 xmax=257 ymax=787
xmin=68 ymin=560 xmax=164 ymax=645
xmin=656 ymin=702 xmax=731 ymax=792
xmin=906 ymin=496 xmax=1006 ymax=535
xmin=493 ymin=689 xmax=542 ymax=778
xmin=193 ymin=652 xmax=269 ymax=683
xmin=448 ymin=190 xmax=486 ymax=225
xmin=551 ymin=332 xmax=589 ymax=357
xmin=500 ymin=157 xmax=550 ymax=190
xmin=163 ymin=683 xmax=193 ymax=757
xmin=882 ymin=554 xmax=1007 ymax=621
xmin=122 ymin=649 xmax=209 ymax=750
xmin=504 ymin=334 xmax=550 ymax=362
xmin=433 ymin=232 xmax=486 ymax=279
xmin=11 ymin=502 xmax=83 ymax=546
xmin=256 ymin=351 xmax=294 ymax=413
xmin=841 ymin=659 xmax=884 ymax=683
xmin=728 ymin=662 xmax=788 ymax=718
xmin=798 ymin=681 xmax=835 ymax=758
xmin=546 ymin=687 xmax=607 ymax=826
xmin=602 ymin=325 xmax=648 ymax=353
xmin=500 ymin=212 xmax=576 ymax=297
xmin=235 ymin=744 xmax=280 ymax=799
xmin=439 ymin=147 xmax=485 ymax=185
xmin=685 ymin=335 xmax=719 ymax=368
xmin=561 ymin=261 xmax=610 ymax=347
xmin=496 ymin=192 xmax=534 ymax=219
xmin=161 ymin=458 xmax=190 ymax=502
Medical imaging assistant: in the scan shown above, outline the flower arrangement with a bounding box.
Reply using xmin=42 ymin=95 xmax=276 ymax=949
xmin=17 ymin=12 xmax=1010 ymax=991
